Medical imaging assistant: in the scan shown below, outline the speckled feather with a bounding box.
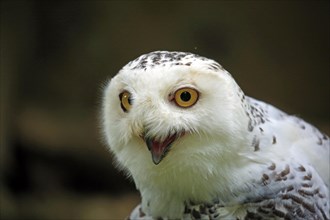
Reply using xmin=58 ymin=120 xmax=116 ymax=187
xmin=102 ymin=51 xmax=329 ymax=220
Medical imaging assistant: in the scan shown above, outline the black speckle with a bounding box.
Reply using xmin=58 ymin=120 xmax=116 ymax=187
xmin=191 ymin=209 xmax=201 ymax=218
xmin=139 ymin=207 xmax=146 ymax=217
xmin=302 ymin=183 xmax=313 ymax=188
xmin=246 ymin=102 xmax=267 ymax=132
xmin=287 ymin=185 xmax=294 ymax=192
xmin=208 ymin=62 xmax=222 ymax=71
xmin=273 ymin=209 xmax=285 ymax=218
xmin=262 ymin=174 xmax=270 ymax=185
xmin=184 ymin=206 xmax=191 ymax=214
xmin=248 ymin=120 xmax=254 ymax=132
xmin=245 ymin=211 xmax=263 ymax=220
xmin=297 ymin=165 xmax=306 ymax=172
xmin=272 ymin=136 xmax=277 ymax=144
xmin=200 ymin=205 xmax=207 ymax=214
xmin=189 ymin=201 xmax=196 ymax=206
xmin=140 ymin=60 xmax=148 ymax=68
xmin=295 ymin=207 xmax=305 ymax=218
xmin=260 ymin=117 xmax=265 ymax=123
xmin=258 ymin=207 xmax=270 ymax=214
xmin=152 ymin=54 xmax=161 ymax=62
xmin=298 ymin=189 xmax=315 ymax=196
xmin=208 ymin=207 xmax=215 ymax=213
xmin=253 ymin=138 xmax=260 ymax=151
xmin=127 ymin=51 xmax=213 ymax=70
xmin=275 ymin=174 xmax=282 ymax=182
xmin=280 ymin=165 xmax=290 ymax=177
xmin=303 ymin=173 xmax=312 ymax=181
xmin=268 ymin=163 xmax=276 ymax=170
xmin=212 ymin=198 xmax=220 ymax=204
xmin=127 ymin=51 xmax=222 ymax=72
xmin=212 ymin=213 xmax=220 ymax=218
xmin=322 ymin=133 xmax=328 ymax=140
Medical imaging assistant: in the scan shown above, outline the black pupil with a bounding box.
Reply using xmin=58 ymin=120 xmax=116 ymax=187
xmin=180 ymin=91 xmax=191 ymax=102
xmin=127 ymin=96 xmax=132 ymax=105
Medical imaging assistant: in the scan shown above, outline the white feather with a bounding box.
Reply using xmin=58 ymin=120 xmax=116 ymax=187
xmin=102 ymin=51 xmax=329 ymax=219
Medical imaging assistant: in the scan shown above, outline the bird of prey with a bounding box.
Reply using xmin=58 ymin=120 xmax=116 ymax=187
xmin=102 ymin=51 xmax=329 ymax=219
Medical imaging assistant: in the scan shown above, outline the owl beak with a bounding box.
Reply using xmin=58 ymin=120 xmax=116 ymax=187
xmin=144 ymin=134 xmax=178 ymax=165
xmin=145 ymin=135 xmax=176 ymax=165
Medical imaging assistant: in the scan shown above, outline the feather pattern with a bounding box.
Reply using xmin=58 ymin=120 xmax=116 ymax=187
xmin=102 ymin=51 xmax=329 ymax=220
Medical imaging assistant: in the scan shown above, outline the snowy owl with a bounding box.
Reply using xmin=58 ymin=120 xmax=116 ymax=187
xmin=102 ymin=51 xmax=329 ymax=219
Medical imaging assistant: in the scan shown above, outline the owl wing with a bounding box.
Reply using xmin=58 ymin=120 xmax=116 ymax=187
xmin=182 ymin=161 xmax=329 ymax=219
xmin=128 ymin=165 xmax=329 ymax=219
xmin=232 ymin=97 xmax=329 ymax=219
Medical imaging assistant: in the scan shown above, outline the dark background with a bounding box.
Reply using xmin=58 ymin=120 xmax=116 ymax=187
xmin=1 ymin=1 xmax=329 ymax=219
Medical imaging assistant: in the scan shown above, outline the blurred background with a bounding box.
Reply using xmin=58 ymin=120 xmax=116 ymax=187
xmin=1 ymin=1 xmax=329 ymax=219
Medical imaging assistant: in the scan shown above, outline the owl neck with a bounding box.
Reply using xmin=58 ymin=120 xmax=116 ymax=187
xmin=135 ymin=134 xmax=257 ymax=219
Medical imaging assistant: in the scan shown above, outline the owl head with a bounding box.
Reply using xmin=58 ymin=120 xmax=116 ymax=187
xmin=102 ymin=51 xmax=250 ymax=171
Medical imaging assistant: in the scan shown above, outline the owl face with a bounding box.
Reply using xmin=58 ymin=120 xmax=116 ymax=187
xmin=102 ymin=51 xmax=247 ymax=168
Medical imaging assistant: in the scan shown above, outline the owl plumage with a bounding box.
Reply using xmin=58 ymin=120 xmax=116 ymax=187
xmin=102 ymin=51 xmax=329 ymax=219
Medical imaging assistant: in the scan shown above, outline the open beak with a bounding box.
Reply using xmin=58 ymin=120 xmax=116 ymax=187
xmin=144 ymin=132 xmax=183 ymax=165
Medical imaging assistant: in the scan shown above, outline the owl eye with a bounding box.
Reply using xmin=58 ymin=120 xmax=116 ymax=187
xmin=119 ymin=91 xmax=132 ymax=112
xmin=174 ymin=87 xmax=199 ymax=108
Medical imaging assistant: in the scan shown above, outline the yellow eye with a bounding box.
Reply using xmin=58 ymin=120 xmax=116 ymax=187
xmin=174 ymin=88 xmax=199 ymax=108
xmin=119 ymin=91 xmax=132 ymax=112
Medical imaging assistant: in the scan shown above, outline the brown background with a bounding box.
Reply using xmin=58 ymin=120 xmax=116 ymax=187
xmin=1 ymin=1 xmax=329 ymax=219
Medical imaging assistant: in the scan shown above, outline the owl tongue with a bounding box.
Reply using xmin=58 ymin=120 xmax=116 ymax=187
xmin=145 ymin=134 xmax=177 ymax=165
